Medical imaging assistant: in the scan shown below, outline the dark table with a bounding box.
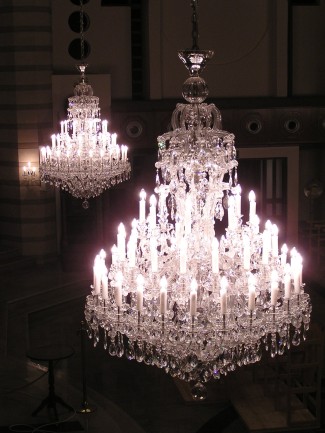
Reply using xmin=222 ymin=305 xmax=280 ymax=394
xmin=27 ymin=344 xmax=75 ymax=419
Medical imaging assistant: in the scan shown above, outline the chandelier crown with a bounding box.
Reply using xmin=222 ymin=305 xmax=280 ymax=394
xmin=73 ymin=65 xmax=94 ymax=97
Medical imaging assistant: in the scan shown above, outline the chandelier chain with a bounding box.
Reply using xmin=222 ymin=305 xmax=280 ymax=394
xmin=80 ymin=0 xmax=85 ymax=62
xmin=191 ymin=0 xmax=199 ymax=50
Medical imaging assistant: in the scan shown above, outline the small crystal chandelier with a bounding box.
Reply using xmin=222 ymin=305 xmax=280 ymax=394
xmin=84 ymin=1 xmax=311 ymax=393
xmin=40 ymin=1 xmax=131 ymax=209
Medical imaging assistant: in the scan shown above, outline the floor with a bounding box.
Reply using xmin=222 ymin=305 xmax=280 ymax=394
xmin=0 ymin=243 xmax=325 ymax=433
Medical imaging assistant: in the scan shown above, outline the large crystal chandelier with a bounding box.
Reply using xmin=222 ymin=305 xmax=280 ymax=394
xmin=84 ymin=1 xmax=311 ymax=393
xmin=40 ymin=1 xmax=131 ymax=209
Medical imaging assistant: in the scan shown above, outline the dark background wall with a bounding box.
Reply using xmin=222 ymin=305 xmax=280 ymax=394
xmin=0 ymin=0 xmax=324 ymax=272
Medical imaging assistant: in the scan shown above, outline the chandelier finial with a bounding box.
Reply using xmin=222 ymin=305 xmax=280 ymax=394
xmin=177 ymin=0 xmax=213 ymax=103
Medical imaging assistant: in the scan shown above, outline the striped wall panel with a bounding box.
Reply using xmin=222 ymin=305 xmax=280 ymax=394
xmin=0 ymin=1 xmax=57 ymax=259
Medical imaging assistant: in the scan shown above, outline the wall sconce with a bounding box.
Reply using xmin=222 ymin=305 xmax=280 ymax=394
xmin=21 ymin=161 xmax=39 ymax=185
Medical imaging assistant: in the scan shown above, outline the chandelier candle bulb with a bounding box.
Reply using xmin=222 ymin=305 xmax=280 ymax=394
xmin=290 ymin=247 xmax=297 ymax=269
xmin=117 ymin=223 xmax=126 ymax=261
xmin=262 ymin=221 xmax=272 ymax=263
xmin=249 ymin=190 xmax=256 ymax=223
xmin=235 ymin=185 xmax=242 ymax=217
xmin=284 ymin=268 xmax=292 ymax=300
xmin=248 ymin=286 xmax=256 ymax=312
xmin=111 ymin=245 xmax=118 ymax=265
xmin=121 ymin=145 xmax=127 ymax=162
xmin=211 ymin=237 xmax=219 ymax=274
xmin=93 ymin=256 xmax=102 ymax=295
xmin=127 ymin=238 xmax=136 ymax=268
xmin=190 ymin=278 xmax=198 ymax=316
xmin=101 ymin=268 xmax=108 ymax=300
xmin=131 ymin=219 xmax=138 ymax=239
xmin=102 ymin=120 xmax=108 ymax=134
xmin=139 ymin=189 xmax=146 ymax=223
xmin=158 ymin=187 xmax=166 ymax=214
xmin=298 ymin=254 xmax=303 ymax=287
xmin=293 ymin=254 xmax=303 ymax=294
xmin=252 ymin=215 xmax=260 ymax=234
xmin=262 ymin=230 xmax=270 ymax=265
xmin=281 ymin=244 xmax=288 ymax=268
xmin=149 ymin=194 xmax=157 ymax=229
xmin=220 ymin=288 xmax=227 ymax=315
xmin=99 ymin=248 xmax=106 ymax=261
xmin=40 ymin=147 xmax=46 ymax=163
xmin=265 ymin=220 xmax=272 ymax=240
xmin=159 ymin=276 xmax=168 ymax=314
xmin=227 ymin=195 xmax=235 ymax=230
xmin=271 ymin=224 xmax=279 ymax=257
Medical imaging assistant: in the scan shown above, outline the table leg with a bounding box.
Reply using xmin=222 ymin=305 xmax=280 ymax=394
xmin=32 ymin=359 xmax=73 ymax=419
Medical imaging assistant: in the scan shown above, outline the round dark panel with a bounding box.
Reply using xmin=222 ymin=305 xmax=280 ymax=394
xmin=284 ymin=118 xmax=300 ymax=133
xmin=246 ymin=119 xmax=262 ymax=134
xmin=126 ymin=120 xmax=143 ymax=139
xmin=68 ymin=38 xmax=91 ymax=60
xmin=68 ymin=11 xmax=90 ymax=33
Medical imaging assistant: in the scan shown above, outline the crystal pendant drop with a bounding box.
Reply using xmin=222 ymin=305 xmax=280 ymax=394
xmin=191 ymin=382 xmax=208 ymax=401
xmin=82 ymin=200 xmax=89 ymax=210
